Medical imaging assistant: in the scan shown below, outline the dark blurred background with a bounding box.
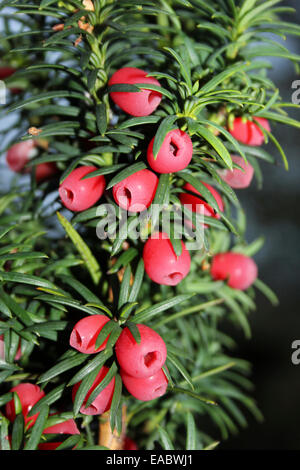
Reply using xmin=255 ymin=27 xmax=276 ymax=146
xmin=0 ymin=0 xmax=299 ymax=451
xmin=221 ymin=0 xmax=300 ymax=451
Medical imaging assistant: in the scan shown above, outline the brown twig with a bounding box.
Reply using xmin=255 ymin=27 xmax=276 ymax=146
xmin=98 ymin=405 xmax=127 ymax=450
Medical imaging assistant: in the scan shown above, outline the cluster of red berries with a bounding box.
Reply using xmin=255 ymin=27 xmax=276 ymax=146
xmin=4 ymin=381 xmax=137 ymax=450
xmin=209 ymin=116 xmax=269 ymax=287
xmin=1 ymin=67 xmax=265 ymax=449
xmin=58 ymin=68 xmax=194 ymax=214
xmin=3 ymin=317 xmax=165 ymax=447
xmin=4 ymin=66 xmax=267 ymax=201
xmin=142 ymin=232 xmax=257 ymax=291
xmin=109 ymin=67 xmax=193 ymax=173
xmin=4 ymin=67 xmax=260 ymax=290
xmin=4 ymin=383 xmax=80 ymax=450
xmin=69 ymin=316 xmax=168 ymax=414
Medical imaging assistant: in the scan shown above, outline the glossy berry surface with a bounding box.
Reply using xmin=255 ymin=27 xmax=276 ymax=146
xmin=72 ymin=366 xmax=115 ymax=415
xmin=59 ymin=166 xmax=106 ymax=212
xmin=38 ymin=418 xmax=80 ymax=450
xmin=211 ymin=252 xmax=258 ymax=290
xmin=108 ymin=67 xmax=162 ymax=116
xmin=69 ymin=314 xmax=110 ymax=354
xmin=229 ymin=117 xmax=270 ymax=146
xmin=143 ymin=232 xmax=191 ymax=286
xmin=179 ymin=181 xmax=224 ymax=225
xmin=113 ymin=169 xmax=158 ymax=212
xmin=5 ymin=383 xmax=45 ymax=429
xmin=115 ymin=324 xmax=167 ymax=378
xmin=147 ymin=128 xmax=193 ymax=174
xmin=219 ymin=155 xmax=254 ymax=189
xmin=120 ymin=368 xmax=168 ymax=401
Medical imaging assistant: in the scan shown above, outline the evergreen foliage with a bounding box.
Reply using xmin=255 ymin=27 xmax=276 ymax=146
xmin=0 ymin=0 xmax=299 ymax=450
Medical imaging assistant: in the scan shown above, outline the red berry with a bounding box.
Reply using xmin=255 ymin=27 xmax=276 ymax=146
xmin=9 ymin=87 xmax=23 ymax=95
xmin=218 ymin=155 xmax=254 ymax=189
xmin=5 ymin=383 xmax=45 ymax=429
xmin=59 ymin=166 xmax=106 ymax=212
xmin=0 ymin=67 xmax=16 ymax=80
xmin=44 ymin=418 xmax=80 ymax=435
xmin=108 ymin=67 xmax=162 ymax=116
xmin=6 ymin=140 xmax=37 ymax=173
xmin=115 ymin=324 xmax=167 ymax=378
xmin=35 ymin=162 xmax=58 ymax=183
xmin=72 ymin=366 xmax=115 ymax=415
xmin=143 ymin=232 xmax=191 ymax=286
xmin=179 ymin=181 xmax=224 ymax=226
xmin=69 ymin=314 xmax=110 ymax=354
xmin=113 ymin=169 xmax=158 ymax=213
xmin=0 ymin=67 xmax=22 ymax=93
xmin=0 ymin=334 xmax=22 ymax=361
xmin=147 ymin=129 xmax=193 ymax=174
xmin=229 ymin=117 xmax=270 ymax=146
xmin=124 ymin=437 xmax=138 ymax=450
xmin=38 ymin=418 xmax=80 ymax=451
xmin=120 ymin=368 xmax=168 ymax=401
xmin=6 ymin=141 xmax=57 ymax=181
xmin=211 ymin=252 xmax=258 ymax=290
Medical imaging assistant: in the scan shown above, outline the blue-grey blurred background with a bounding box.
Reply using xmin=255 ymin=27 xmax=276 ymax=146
xmin=0 ymin=0 xmax=299 ymax=450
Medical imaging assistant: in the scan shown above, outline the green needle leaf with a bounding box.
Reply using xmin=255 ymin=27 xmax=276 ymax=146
xmin=157 ymin=426 xmax=174 ymax=450
xmin=186 ymin=412 xmax=196 ymax=450
xmin=57 ymin=211 xmax=101 ymax=285
xmin=24 ymin=405 xmax=49 ymax=450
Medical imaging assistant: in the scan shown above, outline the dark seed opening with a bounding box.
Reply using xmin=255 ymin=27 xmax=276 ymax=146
xmin=148 ymin=90 xmax=159 ymax=105
xmin=144 ymin=351 xmax=159 ymax=368
xmin=169 ymin=141 xmax=179 ymax=157
xmin=75 ymin=330 xmax=82 ymax=347
xmin=88 ymin=404 xmax=98 ymax=412
xmin=168 ymin=272 xmax=183 ymax=283
xmin=64 ymin=188 xmax=74 ymax=202
xmin=118 ymin=187 xmax=132 ymax=206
